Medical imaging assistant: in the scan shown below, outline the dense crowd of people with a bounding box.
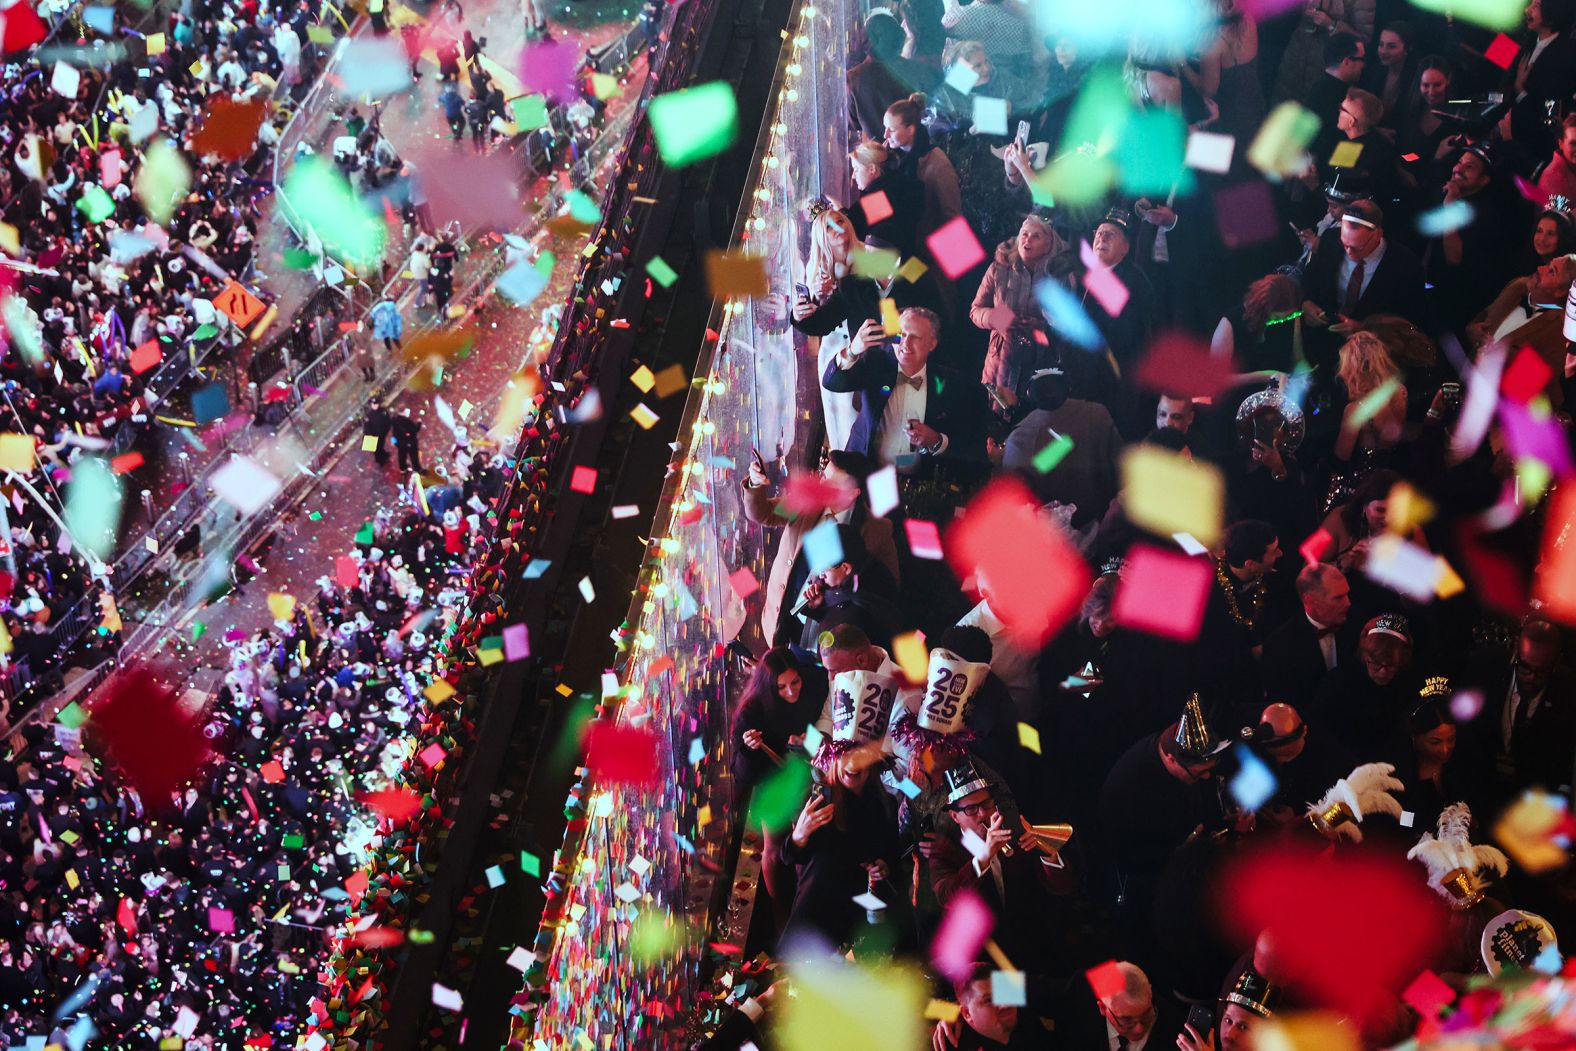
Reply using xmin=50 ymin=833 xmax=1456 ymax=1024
xmin=714 ymin=0 xmax=1576 ymax=1047
xmin=0 ymin=0 xmax=542 ymax=1042
xmin=0 ymin=415 xmax=509 ymax=1045
xmin=0 ymin=0 xmax=316 ymax=705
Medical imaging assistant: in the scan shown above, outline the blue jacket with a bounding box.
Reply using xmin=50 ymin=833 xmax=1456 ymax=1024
xmin=370 ymin=299 xmax=403 ymax=340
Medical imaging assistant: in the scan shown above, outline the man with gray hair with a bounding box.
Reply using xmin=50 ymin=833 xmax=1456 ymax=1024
xmin=1260 ymin=562 xmax=1353 ymax=714
xmin=823 ymin=305 xmax=987 ymax=471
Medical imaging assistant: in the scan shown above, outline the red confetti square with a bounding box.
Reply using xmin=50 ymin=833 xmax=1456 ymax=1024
xmin=87 ymin=666 xmax=213 ymax=804
xmin=904 ymin=518 xmax=944 ymax=560
xmin=191 ymin=97 xmax=267 ymax=162
xmin=360 ymin=787 xmax=423 ymax=822
xmin=1217 ymin=845 xmax=1446 ymax=1024
xmin=1299 ymin=527 xmax=1333 ymax=565
xmin=949 ymin=478 xmax=1092 ymax=648
xmin=1 ymin=3 xmax=47 ymax=52
xmin=860 ymin=190 xmax=893 ymax=225
xmin=335 ymin=555 xmax=360 ymax=589
xmin=1135 ymin=332 xmax=1238 ymax=400
xmin=1111 ymin=544 xmax=1212 ymax=641
xmin=1086 ymin=959 xmax=1126 ymax=1000
xmin=111 ymin=452 xmax=144 ymax=475
xmin=925 ymin=216 xmax=987 ymax=279
xmin=569 ymin=465 xmax=598 ymax=494
xmin=259 ymin=760 xmax=285 ymax=783
xmin=1484 ymin=32 xmax=1520 ymax=69
xmin=129 ymin=340 xmax=162 ymax=374
xmin=1501 ymin=346 xmax=1552 ymax=404
xmin=781 ymin=472 xmax=857 ymax=518
xmin=1402 ymin=969 xmax=1457 ymax=1017
xmin=584 ymin=722 xmax=662 ymax=789
xmin=345 ymin=870 xmax=369 ymax=902
xmin=728 ymin=567 xmax=759 ymax=599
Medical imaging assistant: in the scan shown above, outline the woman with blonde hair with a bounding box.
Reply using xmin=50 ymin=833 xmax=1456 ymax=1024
xmin=789 ymin=202 xmax=865 ymax=453
xmin=1324 ymin=329 xmax=1406 ymax=512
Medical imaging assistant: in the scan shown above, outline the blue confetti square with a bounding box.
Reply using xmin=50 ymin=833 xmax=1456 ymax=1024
xmin=1229 ymin=744 xmax=1277 ymax=813
xmin=803 ymin=518 xmax=843 ymax=573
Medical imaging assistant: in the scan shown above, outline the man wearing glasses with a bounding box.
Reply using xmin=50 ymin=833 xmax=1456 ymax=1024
xmin=1305 ymin=33 xmax=1367 ymax=172
xmin=1461 ymin=616 xmax=1576 ymax=804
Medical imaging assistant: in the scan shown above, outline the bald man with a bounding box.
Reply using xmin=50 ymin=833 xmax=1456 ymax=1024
xmin=1259 ymin=563 xmax=1353 ymax=715
xmin=1244 ymin=702 xmax=1354 ymax=816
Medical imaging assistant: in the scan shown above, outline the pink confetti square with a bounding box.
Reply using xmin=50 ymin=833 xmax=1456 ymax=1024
xmin=502 ymin=622 xmax=531 ymax=661
xmin=1484 ymin=33 xmax=1520 ymax=69
xmin=570 ymin=465 xmax=598 ymax=493
xmin=208 ymin=907 xmax=234 ymax=934
xmin=1300 ymin=527 xmax=1333 ymax=565
xmin=418 ymin=742 xmax=448 ymax=769
xmin=1111 ymin=544 xmax=1212 ymax=641
xmin=931 ymin=888 xmax=993 ymax=982
xmin=860 ymin=190 xmax=893 ymax=225
xmin=925 ymin=216 xmax=987 ymax=279
xmin=728 ymin=567 xmax=760 ymax=599
xmin=904 ymin=518 xmax=945 ymax=560
xmin=1078 ymin=240 xmax=1130 ymax=317
xmin=1402 ymin=968 xmax=1457 ymax=1016
xmin=1214 ymin=180 xmax=1278 ymax=248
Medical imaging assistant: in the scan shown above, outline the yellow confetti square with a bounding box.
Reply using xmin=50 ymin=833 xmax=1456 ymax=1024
xmin=265 ymin=592 xmax=296 ymax=622
xmin=652 ymin=364 xmax=688 ymax=399
xmin=478 ymin=646 xmax=504 ymax=665
xmin=697 ymin=804 xmax=711 ymax=828
xmin=424 ymin=679 xmax=456 ymax=703
xmin=897 ymin=256 xmax=929 ymax=284
xmin=555 ymin=682 xmax=574 ymax=697
xmin=924 ymin=999 xmax=962 ymax=1023
xmin=630 ymin=364 xmax=656 ymax=392
xmin=1327 ymin=140 xmax=1364 ymax=169
xmin=1017 ymin=722 xmax=1041 ymax=754
xmin=65 ymin=868 xmax=80 ymax=890
xmin=879 ymin=297 xmax=901 ymax=335
xmin=1435 ymin=557 xmax=1465 ymax=599
xmin=147 ymin=32 xmax=166 ymax=55
xmin=188 ymin=59 xmax=204 ymax=76
xmin=361 ymin=434 xmax=379 ymax=452
xmin=630 ymin=403 xmax=660 ymax=430
xmin=1120 ymin=445 xmax=1224 ymax=546
xmin=0 ymin=222 xmax=18 ymax=254
xmin=891 ymin=631 xmax=928 ymax=683
xmin=0 ymin=433 xmax=35 ymax=472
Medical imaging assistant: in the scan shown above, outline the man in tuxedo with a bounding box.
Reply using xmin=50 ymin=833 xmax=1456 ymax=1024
xmin=1467 ymin=253 xmax=1576 ymax=408
xmin=929 ymin=761 xmax=1080 ymax=977
xmin=1460 ymin=616 xmax=1576 ymax=803
xmin=1055 ymin=960 xmax=1182 ymax=1051
xmin=1301 ymin=199 xmax=1426 ymax=329
xmin=1260 ymin=563 xmax=1352 ymax=714
xmin=821 ymin=306 xmax=987 ymax=470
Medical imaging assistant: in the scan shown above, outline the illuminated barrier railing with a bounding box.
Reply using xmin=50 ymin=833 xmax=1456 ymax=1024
xmin=510 ymin=0 xmax=852 ymax=1047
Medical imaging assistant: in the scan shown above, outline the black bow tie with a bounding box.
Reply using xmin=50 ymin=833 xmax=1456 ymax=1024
xmin=896 ymin=372 xmax=923 ymax=392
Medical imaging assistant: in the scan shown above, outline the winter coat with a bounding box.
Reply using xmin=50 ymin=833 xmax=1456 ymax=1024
xmin=370 ymin=299 xmax=402 ymax=340
xmin=971 ymin=237 xmax=1063 ymax=394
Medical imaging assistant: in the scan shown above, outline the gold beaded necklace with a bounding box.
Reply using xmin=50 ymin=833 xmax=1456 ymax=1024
xmin=1215 ymin=560 xmax=1261 ymax=629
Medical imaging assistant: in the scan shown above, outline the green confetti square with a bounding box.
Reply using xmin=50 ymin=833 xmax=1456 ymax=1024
xmin=648 ymin=81 xmax=738 ymax=167
xmin=57 ymin=700 xmax=88 ymax=729
xmin=646 ymin=256 xmax=678 ymax=288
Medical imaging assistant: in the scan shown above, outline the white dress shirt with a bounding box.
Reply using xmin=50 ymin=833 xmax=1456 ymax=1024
xmin=878 ymin=365 xmax=930 ymax=465
xmin=1106 ymin=1018 xmax=1150 ymax=1051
